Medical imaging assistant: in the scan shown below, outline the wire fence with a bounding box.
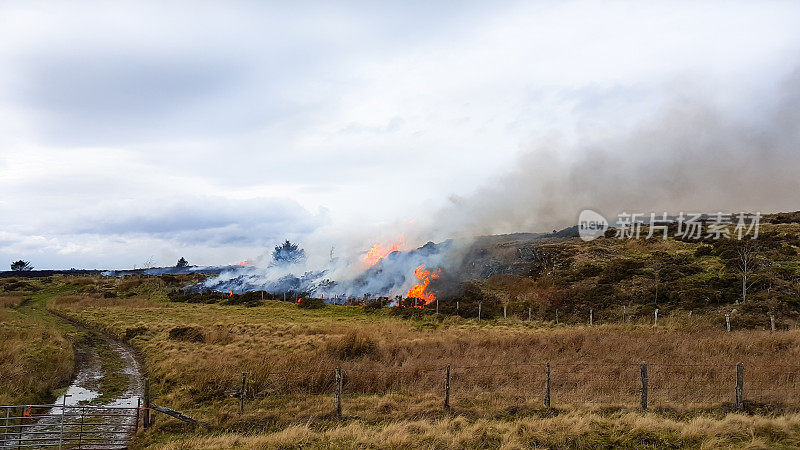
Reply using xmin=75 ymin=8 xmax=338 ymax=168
xmin=204 ymin=361 xmax=800 ymax=418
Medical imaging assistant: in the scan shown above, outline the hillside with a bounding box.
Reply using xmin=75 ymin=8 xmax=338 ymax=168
xmin=425 ymin=212 xmax=800 ymax=329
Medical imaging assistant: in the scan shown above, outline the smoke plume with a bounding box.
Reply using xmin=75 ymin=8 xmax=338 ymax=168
xmin=430 ymin=69 xmax=800 ymax=238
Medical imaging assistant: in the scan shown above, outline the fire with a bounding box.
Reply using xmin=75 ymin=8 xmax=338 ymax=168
xmin=406 ymin=265 xmax=441 ymax=305
xmin=237 ymin=260 xmax=248 ymax=266
xmin=228 ymin=290 xmax=233 ymax=297
xmin=363 ymin=236 xmax=407 ymax=267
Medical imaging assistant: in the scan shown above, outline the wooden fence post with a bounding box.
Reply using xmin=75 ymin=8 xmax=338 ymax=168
xmin=736 ymin=363 xmax=744 ymax=411
xmin=478 ymin=303 xmax=482 ymax=321
xmin=143 ymin=379 xmax=151 ymax=428
xmin=528 ymin=307 xmax=532 ymax=322
xmin=545 ymin=362 xmax=551 ymax=408
xmin=436 ymin=298 xmax=439 ymax=314
xmin=726 ymin=314 xmax=731 ymax=332
xmin=623 ymin=306 xmax=626 ymax=324
xmin=654 ymin=308 xmax=659 ymax=327
xmin=640 ymin=363 xmax=648 ymax=411
xmin=240 ymin=372 xmax=247 ymax=415
xmin=770 ymin=314 xmax=776 ymax=333
xmin=456 ymin=301 xmax=459 ymax=312
xmin=555 ymin=308 xmax=558 ymax=324
xmin=334 ymin=367 xmax=342 ymax=419
xmin=589 ymin=309 xmax=593 ymax=326
xmin=444 ymin=365 xmax=451 ymax=410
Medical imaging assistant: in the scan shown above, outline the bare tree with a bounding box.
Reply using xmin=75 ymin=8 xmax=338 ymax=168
xmin=735 ymin=241 xmax=761 ymax=304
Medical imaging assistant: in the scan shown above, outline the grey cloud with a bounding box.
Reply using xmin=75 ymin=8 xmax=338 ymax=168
xmin=70 ymin=197 xmax=327 ymax=247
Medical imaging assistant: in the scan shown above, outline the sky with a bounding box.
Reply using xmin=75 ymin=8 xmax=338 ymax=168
xmin=1 ymin=0 xmax=799 ymax=269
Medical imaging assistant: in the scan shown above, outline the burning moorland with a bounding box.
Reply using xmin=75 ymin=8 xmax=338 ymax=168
xmin=9 ymin=211 xmax=800 ymax=449
xmin=136 ymin=210 xmax=800 ymax=328
xmin=5 ymin=2 xmax=800 ymax=448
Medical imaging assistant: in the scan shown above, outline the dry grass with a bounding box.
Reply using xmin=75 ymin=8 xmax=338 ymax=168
xmin=37 ymin=274 xmax=800 ymax=447
xmin=0 ymin=281 xmax=76 ymax=404
xmin=0 ymin=293 xmax=24 ymax=308
xmin=49 ymin=293 xmax=163 ymax=308
xmin=139 ymin=411 xmax=800 ymax=449
xmin=53 ymin=293 xmax=800 ymax=426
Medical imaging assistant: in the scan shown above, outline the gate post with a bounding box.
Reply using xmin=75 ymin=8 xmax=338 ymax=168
xmin=135 ymin=398 xmax=140 ymax=432
xmin=58 ymin=395 xmax=68 ymax=450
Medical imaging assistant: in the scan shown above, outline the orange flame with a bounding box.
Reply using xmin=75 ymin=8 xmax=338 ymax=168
xmin=228 ymin=290 xmax=233 ymax=297
xmin=363 ymin=236 xmax=407 ymax=267
xmin=237 ymin=260 xmax=248 ymax=266
xmin=406 ymin=265 xmax=441 ymax=305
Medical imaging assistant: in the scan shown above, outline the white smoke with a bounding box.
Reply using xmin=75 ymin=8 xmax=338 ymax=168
xmin=427 ymin=69 xmax=800 ymax=238
xmin=201 ymin=69 xmax=800 ymax=298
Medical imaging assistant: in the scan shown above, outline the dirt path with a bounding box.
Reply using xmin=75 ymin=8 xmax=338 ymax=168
xmin=56 ymin=331 xmax=144 ymax=408
xmin=2 ymin=319 xmax=145 ymax=449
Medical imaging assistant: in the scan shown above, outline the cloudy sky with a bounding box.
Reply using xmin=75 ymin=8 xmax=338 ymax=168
xmin=1 ymin=1 xmax=799 ymax=269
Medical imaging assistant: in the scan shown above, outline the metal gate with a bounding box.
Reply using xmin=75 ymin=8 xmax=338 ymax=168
xmin=0 ymin=401 xmax=140 ymax=449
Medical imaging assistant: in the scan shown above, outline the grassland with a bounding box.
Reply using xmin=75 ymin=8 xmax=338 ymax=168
xmin=4 ymin=219 xmax=800 ymax=448
xmin=0 ymin=278 xmax=78 ymax=405
xmin=25 ymin=273 xmax=798 ymax=448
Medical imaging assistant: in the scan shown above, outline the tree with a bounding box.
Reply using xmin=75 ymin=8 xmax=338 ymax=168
xmin=735 ymin=241 xmax=761 ymax=304
xmin=176 ymin=257 xmax=189 ymax=268
xmin=10 ymin=260 xmax=33 ymax=271
xmin=272 ymin=240 xmax=306 ymax=265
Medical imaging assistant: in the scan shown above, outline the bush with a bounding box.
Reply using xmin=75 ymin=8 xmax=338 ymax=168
xmin=222 ymin=291 xmax=264 ymax=307
xmin=363 ymin=298 xmax=389 ymax=310
xmin=297 ymin=297 xmax=326 ymax=309
xmin=168 ymin=290 xmax=228 ymax=303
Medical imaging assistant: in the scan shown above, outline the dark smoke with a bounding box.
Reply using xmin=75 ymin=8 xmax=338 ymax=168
xmin=432 ymin=69 xmax=800 ymax=238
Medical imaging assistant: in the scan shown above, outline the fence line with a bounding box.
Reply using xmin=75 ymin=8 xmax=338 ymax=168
xmin=220 ymin=361 xmax=800 ymax=417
